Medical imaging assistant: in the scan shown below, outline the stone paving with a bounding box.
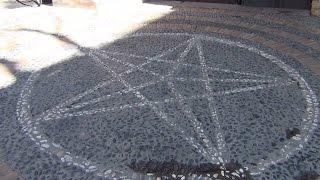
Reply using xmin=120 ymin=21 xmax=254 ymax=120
xmin=1 ymin=1 xmax=320 ymax=180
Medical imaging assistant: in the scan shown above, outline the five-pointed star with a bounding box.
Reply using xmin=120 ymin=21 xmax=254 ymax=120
xmin=34 ymin=36 xmax=295 ymax=165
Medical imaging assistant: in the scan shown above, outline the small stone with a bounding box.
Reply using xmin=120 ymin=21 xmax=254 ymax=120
xmin=213 ymin=174 xmax=218 ymax=178
xmin=232 ymin=172 xmax=240 ymax=177
xmin=63 ymin=155 xmax=73 ymax=162
xmin=239 ymin=168 xmax=244 ymax=173
xmin=52 ymin=143 xmax=61 ymax=148
xmin=41 ymin=143 xmax=49 ymax=148
xmin=88 ymin=166 xmax=96 ymax=170
xmin=221 ymin=171 xmax=225 ymax=176
xmin=105 ymin=169 xmax=112 ymax=175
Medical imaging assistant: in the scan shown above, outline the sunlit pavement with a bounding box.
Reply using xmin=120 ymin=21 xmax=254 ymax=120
xmin=1 ymin=0 xmax=320 ymax=179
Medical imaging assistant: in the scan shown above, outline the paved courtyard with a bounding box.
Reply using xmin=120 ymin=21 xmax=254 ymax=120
xmin=0 ymin=0 xmax=320 ymax=179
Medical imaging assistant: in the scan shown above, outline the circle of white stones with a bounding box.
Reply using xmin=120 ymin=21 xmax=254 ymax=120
xmin=17 ymin=33 xmax=319 ymax=179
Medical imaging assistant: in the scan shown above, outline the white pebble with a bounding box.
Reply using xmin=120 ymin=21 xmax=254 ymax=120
xmin=88 ymin=166 xmax=96 ymax=170
xmin=41 ymin=143 xmax=49 ymax=148
xmin=105 ymin=169 xmax=112 ymax=174
xmin=232 ymin=172 xmax=240 ymax=177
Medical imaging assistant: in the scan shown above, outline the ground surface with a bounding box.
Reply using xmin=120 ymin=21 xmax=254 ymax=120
xmin=1 ymin=1 xmax=320 ymax=180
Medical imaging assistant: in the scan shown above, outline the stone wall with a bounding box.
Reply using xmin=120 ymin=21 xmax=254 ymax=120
xmin=312 ymin=0 xmax=320 ymax=16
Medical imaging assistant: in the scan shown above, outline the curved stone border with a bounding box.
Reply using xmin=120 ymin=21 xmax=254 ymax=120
xmin=17 ymin=33 xmax=319 ymax=179
xmin=142 ymin=23 xmax=320 ymax=75
xmin=162 ymin=14 xmax=320 ymax=52
xmin=175 ymin=7 xmax=320 ymax=35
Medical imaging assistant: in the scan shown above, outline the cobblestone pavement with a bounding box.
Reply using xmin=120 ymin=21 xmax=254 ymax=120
xmin=1 ymin=1 xmax=320 ymax=179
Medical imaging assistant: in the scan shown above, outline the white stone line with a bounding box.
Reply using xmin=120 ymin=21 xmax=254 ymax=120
xmin=102 ymin=49 xmax=279 ymax=80
xmin=93 ymin=50 xmax=162 ymax=78
xmin=44 ymin=102 xmax=148 ymax=120
xmin=95 ymin=50 xmax=274 ymax=87
xmin=35 ymin=49 xmax=168 ymax=122
xmin=73 ymin=46 xmax=199 ymax=113
xmin=34 ymin=40 xmax=192 ymax=123
xmin=17 ymin=72 xmax=40 ymax=126
xmin=89 ymin=51 xmax=217 ymax=166
xmin=118 ymin=38 xmax=195 ymax=77
xmin=246 ymin=54 xmax=320 ymax=175
xmin=198 ymin=33 xmax=318 ymax=174
xmin=62 ymin=76 xmax=286 ymax=113
xmin=55 ymin=39 xmax=211 ymax=118
xmin=214 ymin=78 xmax=277 ymax=83
xmin=207 ymin=67 xmax=278 ymax=79
xmin=98 ymin=49 xmax=149 ymax=60
xmin=17 ymin=33 xmax=319 ymax=178
xmin=129 ymin=32 xmax=294 ymax=78
xmin=57 ymin=79 xmax=162 ymax=116
xmin=16 ymin=72 xmax=122 ymax=178
xmin=45 ymin=55 xmax=292 ymax=123
xmin=196 ymin=40 xmax=227 ymax=164
xmin=42 ymin=79 xmax=296 ymax=121
xmin=174 ymin=77 xmax=288 ymax=84
xmin=213 ymin=80 xmax=295 ymax=96
xmin=155 ymin=58 xmax=280 ymax=80
xmin=33 ymin=79 xmax=115 ymax=122
xmin=164 ymin=38 xmax=220 ymax=163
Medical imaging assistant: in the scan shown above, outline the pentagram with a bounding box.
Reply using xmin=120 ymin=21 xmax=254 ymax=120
xmin=17 ymin=33 xmax=319 ymax=179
